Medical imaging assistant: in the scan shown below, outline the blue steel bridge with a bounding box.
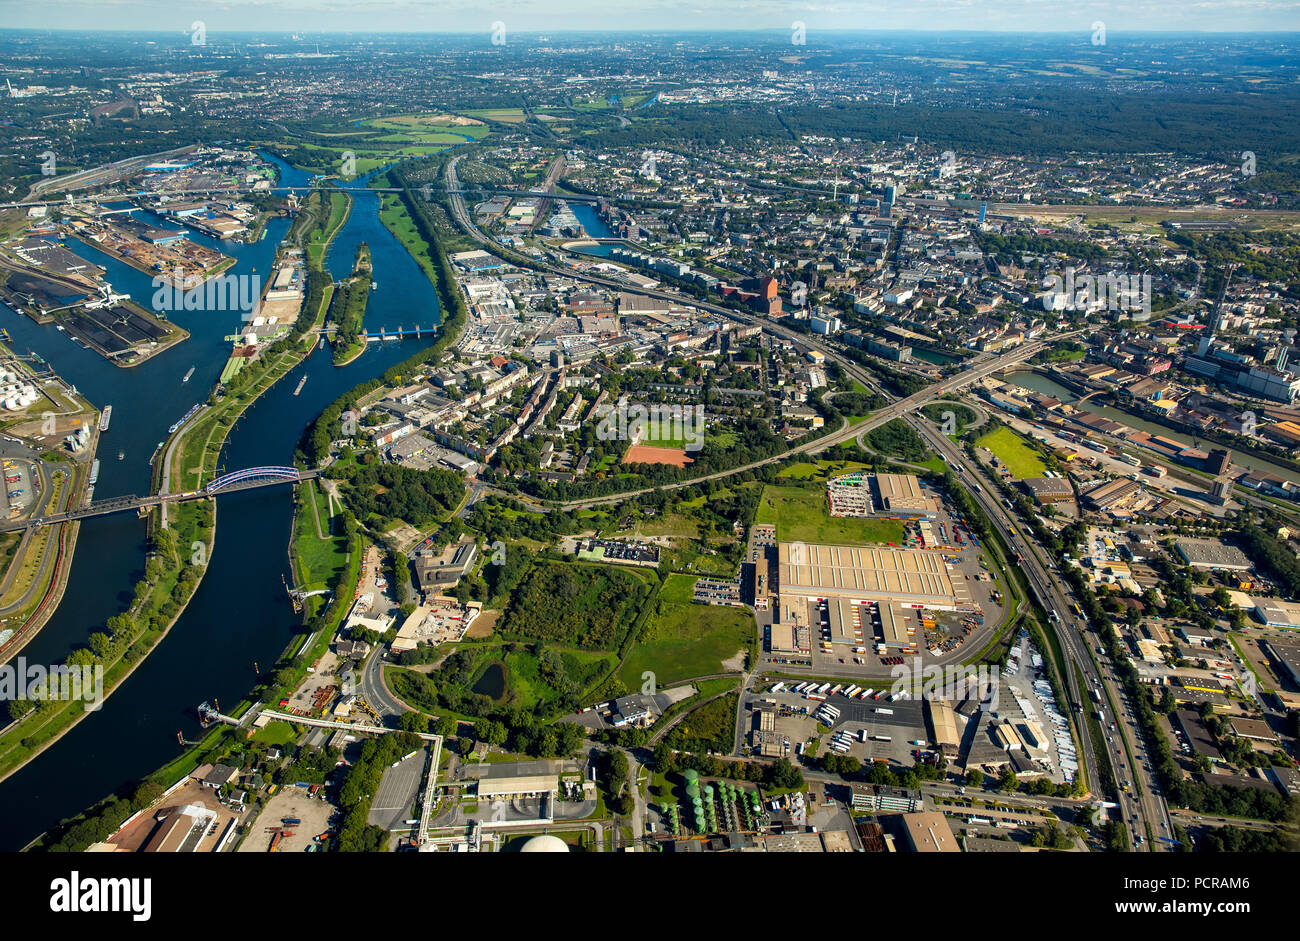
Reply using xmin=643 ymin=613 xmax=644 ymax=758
xmin=0 ymin=466 xmax=319 ymax=533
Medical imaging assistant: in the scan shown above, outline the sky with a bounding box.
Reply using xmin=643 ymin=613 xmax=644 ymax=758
xmin=2 ymin=0 xmax=1299 ymax=34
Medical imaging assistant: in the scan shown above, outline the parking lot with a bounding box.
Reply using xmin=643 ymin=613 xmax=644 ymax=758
xmin=748 ymin=687 xmax=932 ymax=766
xmin=2 ymin=459 xmax=36 ymax=515
xmin=994 ymin=635 xmax=1076 ymax=784
xmin=367 ymin=745 xmax=429 ymax=830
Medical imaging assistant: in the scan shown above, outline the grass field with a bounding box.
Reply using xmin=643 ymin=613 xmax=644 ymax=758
xmin=292 ymin=480 xmax=348 ymax=593
xmin=377 ymin=192 xmax=441 ymax=290
xmin=911 ymin=456 xmax=949 ymax=474
xmin=659 ymin=573 xmax=698 ymax=604
xmin=665 ymin=692 xmax=740 ymax=754
xmin=777 ymin=460 xmax=874 ymax=482
xmin=251 ymin=720 xmax=302 ymax=747
xmin=976 ymin=426 xmax=1048 ymax=479
xmin=618 ymin=511 xmax=698 ymax=541
xmin=365 ymin=113 xmax=490 ymax=136
xmin=619 ymin=599 xmax=752 ymax=688
xmin=756 ymin=485 xmax=906 ymax=545
xmin=640 ymin=428 xmax=690 ymax=450
xmin=492 ymin=646 xmax=615 ymax=708
xmin=307 ymin=190 xmax=350 ymax=268
xmin=464 ymin=108 xmax=527 ymax=124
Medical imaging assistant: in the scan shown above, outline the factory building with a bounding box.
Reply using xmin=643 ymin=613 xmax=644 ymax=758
xmin=871 ymin=473 xmax=939 ymax=518
xmin=777 ymin=542 xmax=962 ymax=609
xmin=1174 ymin=538 xmax=1253 ymax=572
xmin=926 ymin=698 xmax=960 ymax=755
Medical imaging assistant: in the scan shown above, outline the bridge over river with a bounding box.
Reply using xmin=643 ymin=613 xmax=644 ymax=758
xmin=0 ymin=466 xmax=318 ymax=533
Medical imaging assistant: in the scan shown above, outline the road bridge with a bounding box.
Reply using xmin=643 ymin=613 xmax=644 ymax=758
xmin=0 ymin=467 xmax=318 ymax=533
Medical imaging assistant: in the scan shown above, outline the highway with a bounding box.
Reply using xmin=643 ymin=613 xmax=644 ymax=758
xmin=909 ymin=414 xmax=1173 ymax=850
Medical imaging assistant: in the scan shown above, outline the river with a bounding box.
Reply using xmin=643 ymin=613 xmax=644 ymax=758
xmin=1004 ymin=369 xmax=1300 ymax=486
xmin=0 ymin=155 xmax=441 ymax=850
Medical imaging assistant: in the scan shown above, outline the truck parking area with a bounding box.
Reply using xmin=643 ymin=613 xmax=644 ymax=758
xmin=748 ymin=686 xmax=935 ymax=767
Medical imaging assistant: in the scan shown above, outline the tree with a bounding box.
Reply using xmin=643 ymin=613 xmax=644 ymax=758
xmin=88 ymin=632 xmax=112 ymax=659
xmin=398 ymin=710 xmax=429 ymax=734
xmin=769 ymin=757 xmax=804 ymax=791
xmin=8 ymin=699 xmax=33 ymax=722
xmin=606 ymin=749 xmax=629 ymax=799
xmin=105 ymin=614 xmax=133 ymax=638
xmin=997 ymin=765 xmax=1018 ymax=791
xmin=478 ymin=718 xmax=508 ymax=747
xmin=965 ymin=768 xmax=984 ymax=787
xmin=653 ymin=742 xmax=678 ymax=775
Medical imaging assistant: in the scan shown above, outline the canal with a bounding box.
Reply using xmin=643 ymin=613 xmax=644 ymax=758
xmin=568 ymin=202 xmax=615 ymax=252
xmin=1004 ymin=369 xmax=1300 ymax=486
xmin=0 ymin=156 xmax=442 ymax=850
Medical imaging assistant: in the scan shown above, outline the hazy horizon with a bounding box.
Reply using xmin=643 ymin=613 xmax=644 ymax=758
xmin=2 ymin=1 xmax=1299 ymax=36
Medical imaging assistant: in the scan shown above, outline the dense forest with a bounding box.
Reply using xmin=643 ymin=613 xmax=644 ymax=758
xmin=332 ymin=462 xmax=465 ymax=529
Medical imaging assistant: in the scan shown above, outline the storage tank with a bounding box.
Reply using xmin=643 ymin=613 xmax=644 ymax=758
xmin=3 ymin=398 xmax=18 ymax=411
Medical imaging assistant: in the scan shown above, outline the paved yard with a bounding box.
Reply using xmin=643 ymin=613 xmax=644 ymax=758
xmin=238 ymin=787 xmax=335 ymax=853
